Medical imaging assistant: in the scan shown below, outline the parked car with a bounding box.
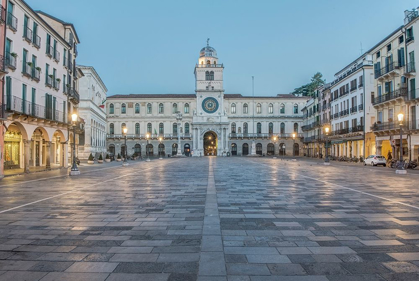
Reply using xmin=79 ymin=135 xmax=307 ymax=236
xmin=364 ymin=155 xmax=386 ymax=166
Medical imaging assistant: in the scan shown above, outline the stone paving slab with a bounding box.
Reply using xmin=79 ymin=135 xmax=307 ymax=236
xmin=0 ymin=158 xmax=418 ymax=280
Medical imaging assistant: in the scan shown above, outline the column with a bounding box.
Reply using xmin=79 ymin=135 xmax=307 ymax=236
xmin=46 ymin=141 xmax=51 ymax=170
xmin=61 ymin=142 xmax=67 ymax=168
xmin=23 ymin=140 xmax=30 ymax=173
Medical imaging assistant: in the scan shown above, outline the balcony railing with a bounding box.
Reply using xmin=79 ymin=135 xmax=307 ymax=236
xmin=53 ymin=80 xmax=60 ymax=91
xmin=408 ymin=119 xmax=419 ymax=131
xmin=46 ymin=76 xmax=53 ymax=87
xmin=54 ymin=50 xmax=60 ymax=62
xmin=333 ymin=113 xmax=339 ymax=118
xmin=33 ymin=67 xmax=40 ymax=81
xmin=350 ymin=106 xmax=358 ymax=113
xmin=358 ymin=104 xmax=364 ymax=111
xmin=5 ymin=95 xmax=65 ymax=123
xmin=407 ymin=61 xmax=416 ymax=73
xmin=33 ymin=34 xmax=41 ymax=49
xmin=23 ymin=27 xmax=32 ymax=42
xmin=68 ymin=87 xmax=80 ymax=104
xmin=406 ymin=36 xmax=414 ymax=44
xmin=374 ymin=61 xmax=400 ymax=79
xmin=372 ymin=88 xmax=407 ymax=105
xmin=6 ymin=12 xmax=17 ymax=31
xmin=107 ymin=133 xmax=193 ymax=140
xmin=46 ymin=45 xmax=53 ymax=57
xmin=358 ymin=82 xmax=363 ymax=88
xmin=371 ymin=121 xmax=408 ymax=132
xmin=196 ymin=64 xmax=224 ymax=68
xmin=22 ymin=63 xmax=32 ymax=77
xmin=0 ymin=5 xmax=6 ymax=24
xmin=229 ymin=133 xmax=303 ymax=139
xmin=5 ymin=52 xmax=16 ymax=69
xmin=0 ymin=55 xmax=5 ymax=73
xmin=407 ymin=88 xmax=418 ymax=101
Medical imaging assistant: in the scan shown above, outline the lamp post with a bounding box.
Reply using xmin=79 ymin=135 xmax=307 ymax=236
xmin=176 ymin=112 xmax=182 ymax=156
xmin=146 ymin=133 xmax=151 ymax=162
xmin=396 ymin=113 xmax=407 ymax=174
xmin=159 ymin=137 xmax=163 ymax=160
xmin=69 ymin=113 xmax=80 ymax=176
xmin=282 ymin=144 xmax=285 ymax=161
xmin=324 ymin=126 xmax=330 ymax=165
xmin=273 ymin=136 xmax=277 ymax=158
xmin=122 ymin=127 xmax=128 ymax=166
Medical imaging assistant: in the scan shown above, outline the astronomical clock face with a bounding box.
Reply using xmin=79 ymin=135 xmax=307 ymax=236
xmin=202 ymin=97 xmax=219 ymax=114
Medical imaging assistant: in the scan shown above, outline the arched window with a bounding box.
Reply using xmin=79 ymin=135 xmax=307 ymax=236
xmin=205 ymin=71 xmax=210 ymax=80
xmin=158 ymin=143 xmax=165 ymax=156
xmin=134 ymin=144 xmax=141 ymax=155
xmin=109 ymin=103 xmax=114 ymax=114
xmin=172 ymin=143 xmax=178 ymax=155
xmin=267 ymin=143 xmax=274 ymax=155
xmin=159 ymin=123 xmax=164 ymax=135
xmin=257 ymin=122 xmax=262 ymax=134
xmin=121 ymin=103 xmax=126 ymax=114
xmin=279 ymin=143 xmax=286 ymax=156
xmin=269 ymin=122 xmax=273 ymax=134
xmin=159 ymin=103 xmax=164 ymax=114
xmin=256 ymin=103 xmax=262 ymax=114
xmin=109 ymin=123 xmax=114 ymax=134
xmin=243 ymin=103 xmax=248 ymax=114
xmin=121 ymin=123 xmax=126 ymax=133
xmin=231 ymin=122 xmax=236 ymax=134
xmin=242 ymin=143 xmax=249 ymax=156
xmin=243 ymin=122 xmax=248 ymax=134
xmin=256 ymin=143 xmax=262 ymax=155
xmin=231 ymin=143 xmax=237 ymax=155
xmin=109 ymin=144 xmax=115 ymax=155
xmin=294 ymin=104 xmax=299 ymax=114
xmin=231 ymin=103 xmax=236 ymax=114
xmin=209 ymin=71 xmax=214 ymax=80
xmin=280 ymin=122 xmax=285 ymax=134
xmin=135 ymin=103 xmax=140 ymax=114
xmin=280 ymin=103 xmax=285 ymax=114
xmin=173 ymin=103 xmax=178 ymax=113
xmin=173 ymin=123 xmax=178 ymax=135
xmin=185 ymin=123 xmax=190 ymax=134
xmin=268 ymin=103 xmax=273 ymax=114
xmin=206 ymin=60 xmax=210 ymax=65
xmin=147 ymin=123 xmax=152 ymax=134
xmin=147 ymin=103 xmax=152 ymax=114
xmin=184 ymin=103 xmax=189 ymax=114
xmin=294 ymin=123 xmax=299 ymax=133
xmin=294 ymin=143 xmax=300 ymax=156
xmin=135 ymin=123 xmax=140 ymax=135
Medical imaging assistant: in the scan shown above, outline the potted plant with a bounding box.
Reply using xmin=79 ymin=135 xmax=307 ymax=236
xmin=116 ymin=153 xmax=122 ymax=162
xmin=56 ymin=78 xmax=61 ymax=82
xmin=27 ymin=62 xmax=33 ymax=66
xmin=87 ymin=153 xmax=94 ymax=164
xmin=98 ymin=154 xmax=103 ymax=163
xmin=48 ymin=74 xmax=53 ymax=78
xmin=105 ymin=154 xmax=111 ymax=163
xmin=35 ymin=66 xmax=41 ymax=71
xmin=10 ymin=52 xmax=17 ymax=58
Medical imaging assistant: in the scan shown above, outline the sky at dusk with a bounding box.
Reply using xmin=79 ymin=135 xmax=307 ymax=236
xmin=28 ymin=0 xmax=419 ymax=97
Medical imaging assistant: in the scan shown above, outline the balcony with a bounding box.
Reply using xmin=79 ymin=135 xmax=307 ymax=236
xmin=5 ymin=95 xmax=65 ymax=123
xmin=22 ymin=63 xmax=32 ymax=78
xmin=68 ymin=60 xmax=73 ymax=73
xmin=406 ymin=36 xmax=414 ymax=44
xmin=53 ymin=80 xmax=60 ymax=91
xmin=46 ymin=45 xmax=53 ymax=57
xmin=33 ymin=35 xmax=41 ymax=49
xmin=406 ymin=61 xmax=416 ymax=75
xmin=408 ymin=119 xmax=419 ymax=131
xmin=6 ymin=12 xmax=17 ymax=32
xmin=0 ymin=5 xmax=5 ymax=24
xmin=46 ymin=76 xmax=53 ymax=87
xmin=407 ymin=88 xmax=419 ymax=101
xmin=374 ymin=61 xmax=400 ymax=79
xmin=358 ymin=82 xmax=363 ymax=88
xmin=350 ymin=86 xmax=357 ymax=92
xmin=358 ymin=104 xmax=364 ymax=111
xmin=5 ymin=52 xmax=16 ymax=70
xmin=32 ymin=67 xmax=40 ymax=82
xmin=0 ymin=55 xmax=6 ymax=75
xmin=23 ymin=27 xmax=32 ymax=43
xmin=196 ymin=64 xmax=224 ymax=68
xmin=333 ymin=113 xmax=339 ymax=119
xmin=350 ymin=106 xmax=358 ymax=114
xmin=68 ymin=87 xmax=80 ymax=104
xmin=54 ymin=50 xmax=60 ymax=62
xmin=371 ymin=121 xmax=407 ymax=132
xmin=372 ymin=88 xmax=407 ymax=106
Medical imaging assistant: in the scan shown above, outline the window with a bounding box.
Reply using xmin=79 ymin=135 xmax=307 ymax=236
xmin=269 ymin=122 xmax=273 ymax=134
xmin=293 ymin=104 xmax=298 ymax=114
xmin=399 ymin=35 xmax=404 ymax=44
xmin=159 ymin=123 xmax=164 ymax=134
xmin=159 ymin=103 xmax=164 ymax=114
xmin=173 ymin=103 xmax=178 ymax=113
xmin=121 ymin=123 xmax=126 ymax=133
xmin=407 ymin=27 xmax=414 ymax=42
xmin=280 ymin=104 xmax=285 ymax=114
xmin=387 ymin=44 xmax=391 ymax=52
xmin=135 ymin=103 xmax=140 ymax=114
xmin=243 ymin=103 xmax=248 ymax=114
xmin=268 ymin=103 xmax=273 ymax=114
xmin=23 ymin=15 xmax=29 ymax=39
xmin=205 ymin=71 xmax=214 ymax=81
xmin=231 ymin=123 xmax=236 ymax=133
xmin=109 ymin=103 xmax=114 ymax=114
xmin=376 ymin=51 xmax=380 ymax=59
xmin=22 ymin=49 xmax=28 ymax=71
xmin=231 ymin=103 xmax=236 ymax=114
xmin=109 ymin=123 xmax=114 ymax=134
xmin=147 ymin=103 xmax=152 ymax=114
xmin=185 ymin=123 xmax=190 ymax=134
xmin=294 ymin=123 xmax=298 ymax=132
xmin=359 ymin=75 xmax=363 ymax=87
xmin=46 ymin=33 xmax=51 ymax=55
xmin=256 ymin=103 xmax=261 ymax=114
xmin=257 ymin=122 xmax=262 ymax=134
xmin=147 ymin=123 xmax=152 ymax=134
xmin=184 ymin=103 xmax=189 ymax=114
xmin=135 ymin=123 xmax=140 ymax=134
xmin=280 ymin=122 xmax=285 ymax=134
xmin=243 ymin=122 xmax=248 ymax=134
xmin=121 ymin=103 xmax=126 ymax=114
xmin=173 ymin=123 xmax=178 ymax=135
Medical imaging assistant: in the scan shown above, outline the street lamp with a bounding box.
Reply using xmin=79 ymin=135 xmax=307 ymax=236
xmin=122 ymin=127 xmax=128 ymax=166
xmin=273 ymin=136 xmax=277 ymax=158
xmin=396 ymin=113 xmax=406 ymax=174
xmin=175 ymin=112 xmax=183 ymax=156
xmin=146 ymin=133 xmax=151 ymax=162
xmin=324 ymin=126 xmax=330 ymax=165
xmin=159 ymin=137 xmax=163 ymax=160
xmin=292 ymin=133 xmax=296 ymax=158
xmin=281 ymin=144 xmax=285 ymax=161
xmin=69 ymin=113 xmax=80 ymax=176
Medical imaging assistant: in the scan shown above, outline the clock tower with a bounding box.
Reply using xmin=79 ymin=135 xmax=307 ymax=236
xmin=192 ymin=39 xmax=229 ymax=156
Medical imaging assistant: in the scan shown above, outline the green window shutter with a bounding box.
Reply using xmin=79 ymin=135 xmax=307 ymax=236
xmin=46 ymin=34 xmax=50 ymax=53
xmin=22 ymin=84 xmax=27 ymax=114
xmin=63 ymin=101 xmax=66 ymax=122
xmin=33 ymin=22 xmax=38 ymax=42
xmin=32 ymin=88 xmax=36 ymax=115
xmin=53 ymin=96 xmax=56 ymax=120
xmin=22 ymin=49 xmax=27 ymax=70
xmin=6 ymin=76 xmax=12 ymax=110
xmin=23 ymin=15 xmax=28 ymax=37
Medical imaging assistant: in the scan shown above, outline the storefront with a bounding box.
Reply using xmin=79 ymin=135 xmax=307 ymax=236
xmin=4 ymin=131 xmax=22 ymax=169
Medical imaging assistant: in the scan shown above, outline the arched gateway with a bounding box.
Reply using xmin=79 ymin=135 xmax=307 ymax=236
xmin=203 ymin=131 xmax=217 ymax=156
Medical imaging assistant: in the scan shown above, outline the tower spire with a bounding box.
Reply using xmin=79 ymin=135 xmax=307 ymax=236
xmin=207 ymin=38 xmax=210 ymax=46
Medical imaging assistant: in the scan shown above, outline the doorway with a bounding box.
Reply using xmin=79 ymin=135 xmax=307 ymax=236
xmin=204 ymin=131 xmax=217 ymax=156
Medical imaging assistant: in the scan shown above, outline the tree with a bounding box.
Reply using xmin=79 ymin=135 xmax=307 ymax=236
xmin=292 ymin=72 xmax=325 ymax=97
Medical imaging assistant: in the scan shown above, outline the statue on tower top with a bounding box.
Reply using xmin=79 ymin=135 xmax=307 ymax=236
xmin=207 ymin=38 xmax=210 ymax=46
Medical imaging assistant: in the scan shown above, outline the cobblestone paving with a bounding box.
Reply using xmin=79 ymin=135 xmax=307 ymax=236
xmin=0 ymin=157 xmax=418 ymax=280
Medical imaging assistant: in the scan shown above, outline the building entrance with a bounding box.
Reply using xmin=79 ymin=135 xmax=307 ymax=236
xmin=204 ymin=131 xmax=217 ymax=156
